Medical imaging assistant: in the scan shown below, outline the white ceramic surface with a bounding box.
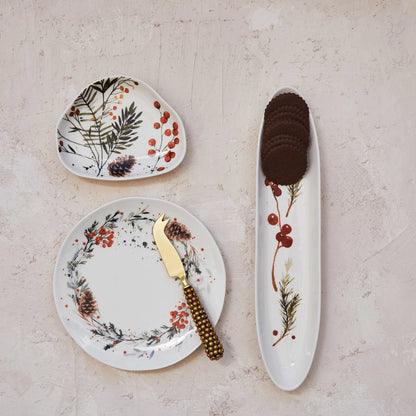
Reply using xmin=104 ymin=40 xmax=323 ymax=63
xmin=255 ymin=87 xmax=321 ymax=391
xmin=56 ymin=76 xmax=186 ymax=180
xmin=54 ymin=197 xmax=225 ymax=370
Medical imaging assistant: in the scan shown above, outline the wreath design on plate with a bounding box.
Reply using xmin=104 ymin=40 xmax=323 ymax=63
xmin=64 ymin=206 xmax=204 ymax=356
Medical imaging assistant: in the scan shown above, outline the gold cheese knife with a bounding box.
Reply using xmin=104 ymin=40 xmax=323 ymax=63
xmin=152 ymin=214 xmax=224 ymax=361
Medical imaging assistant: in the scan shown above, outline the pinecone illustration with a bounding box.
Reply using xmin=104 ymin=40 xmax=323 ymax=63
xmin=107 ymin=155 xmax=136 ymax=177
xmin=78 ymin=290 xmax=98 ymax=320
xmin=165 ymin=221 xmax=192 ymax=241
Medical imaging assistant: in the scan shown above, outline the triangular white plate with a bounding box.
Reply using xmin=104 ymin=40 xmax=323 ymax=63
xmin=57 ymin=76 xmax=186 ymax=180
xmin=255 ymin=87 xmax=321 ymax=390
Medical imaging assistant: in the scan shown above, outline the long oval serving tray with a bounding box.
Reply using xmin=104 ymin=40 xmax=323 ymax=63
xmin=255 ymin=86 xmax=321 ymax=391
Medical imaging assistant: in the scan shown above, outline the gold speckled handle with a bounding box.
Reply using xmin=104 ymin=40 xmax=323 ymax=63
xmin=183 ymin=285 xmax=224 ymax=360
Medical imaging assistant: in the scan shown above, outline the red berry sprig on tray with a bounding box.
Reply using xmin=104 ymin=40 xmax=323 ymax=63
xmin=266 ymin=179 xmax=294 ymax=250
xmin=267 ymin=213 xmax=278 ymax=225
xmin=275 ymin=227 xmax=293 ymax=248
xmin=265 ymin=177 xmax=296 ymax=291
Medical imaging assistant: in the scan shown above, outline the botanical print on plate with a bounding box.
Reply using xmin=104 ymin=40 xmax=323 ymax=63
xmin=61 ymin=206 xmax=205 ymax=359
xmin=265 ymin=179 xmax=302 ymax=347
xmin=57 ymin=76 xmax=185 ymax=179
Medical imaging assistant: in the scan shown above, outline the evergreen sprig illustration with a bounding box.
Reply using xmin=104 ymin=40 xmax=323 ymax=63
xmin=125 ymin=207 xmax=151 ymax=231
xmin=273 ymin=259 xmax=301 ymax=347
xmin=105 ymin=102 xmax=142 ymax=155
xmin=285 ymin=181 xmax=302 ymax=217
xmin=57 ymin=77 xmax=142 ymax=176
xmin=94 ymin=321 xmax=181 ymax=351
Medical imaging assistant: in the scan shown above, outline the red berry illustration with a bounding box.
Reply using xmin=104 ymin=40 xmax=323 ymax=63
xmin=148 ymin=149 xmax=156 ymax=156
xmin=172 ymin=122 xmax=178 ymax=130
xmin=168 ymin=141 xmax=175 ymax=149
xmin=174 ymin=138 xmax=180 ymax=144
xmin=75 ymin=109 xmax=80 ymax=115
xmin=157 ymin=167 xmax=165 ymax=171
xmin=160 ymin=116 xmax=167 ymax=124
xmin=265 ymin=178 xmax=270 ymax=186
xmin=148 ymin=138 xmax=156 ymax=146
xmin=59 ymin=140 xmax=63 ymax=146
xmin=281 ymin=235 xmax=293 ymax=248
xmin=267 ymin=213 xmax=278 ymax=225
xmin=275 ymin=232 xmax=284 ymax=242
xmin=71 ymin=106 xmax=75 ymax=111
xmin=172 ymin=129 xmax=178 ymax=136
xmin=273 ymin=330 xmax=278 ymax=336
xmin=163 ymin=111 xmax=170 ymax=119
xmin=124 ymin=88 xmax=129 ymax=93
xmin=271 ymin=184 xmax=281 ymax=196
xmin=69 ymin=112 xmax=74 ymax=117
xmin=164 ymin=129 xmax=172 ymax=136
xmin=281 ymin=224 xmax=292 ymax=235
xmin=292 ymin=335 xmax=296 ymax=340
xmin=120 ymin=86 xmax=124 ymax=91
xmin=153 ymin=122 xmax=160 ymax=129
xmin=154 ymin=101 xmax=160 ymax=109
xmin=113 ymin=106 xmax=117 ymax=110
xmin=170 ymin=152 xmax=176 ymax=159
xmin=164 ymin=156 xmax=171 ymax=163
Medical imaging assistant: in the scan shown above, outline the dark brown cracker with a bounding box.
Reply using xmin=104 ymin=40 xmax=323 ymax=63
xmin=265 ymin=111 xmax=310 ymax=132
xmin=261 ymin=142 xmax=308 ymax=185
xmin=265 ymin=104 xmax=308 ymax=120
xmin=265 ymin=93 xmax=309 ymax=117
xmin=263 ymin=121 xmax=310 ymax=148
xmin=261 ymin=135 xmax=306 ymax=160
xmin=264 ymin=103 xmax=310 ymax=132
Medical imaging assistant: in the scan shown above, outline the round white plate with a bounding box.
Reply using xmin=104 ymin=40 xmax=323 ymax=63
xmin=54 ymin=197 xmax=225 ymax=370
xmin=255 ymin=87 xmax=321 ymax=390
xmin=57 ymin=76 xmax=186 ymax=180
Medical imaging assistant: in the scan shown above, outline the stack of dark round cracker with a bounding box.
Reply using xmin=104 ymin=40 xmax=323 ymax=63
xmin=261 ymin=93 xmax=310 ymax=185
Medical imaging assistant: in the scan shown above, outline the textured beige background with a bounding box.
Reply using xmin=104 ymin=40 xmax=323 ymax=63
xmin=1 ymin=1 xmax=416 ymax=415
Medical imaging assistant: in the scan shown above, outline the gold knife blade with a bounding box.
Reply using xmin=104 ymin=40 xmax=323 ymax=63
xmin=152 ymin=214 xmax=190 ymax=288
xmin=152 ymin=214 xmax=224 ymax=360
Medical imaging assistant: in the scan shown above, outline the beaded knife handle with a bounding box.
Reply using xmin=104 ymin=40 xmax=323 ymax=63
xmin=183 ymin=284 xmax=224 ymax=360
xmin=152 ymin=214 xmax=224 ymax=361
